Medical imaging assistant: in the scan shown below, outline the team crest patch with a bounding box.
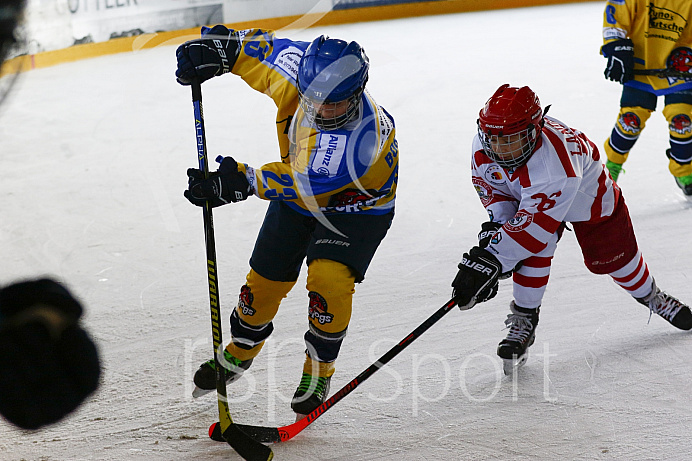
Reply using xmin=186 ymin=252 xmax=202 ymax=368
xmin=322 ymin=188 xmax=386 ymax=213
xmin=505 ymin=211 xmax=533 ymax=232
xmin=472 ymin=178 xmax=494 ymax=206
xmin=484 ymin=165 xmax=506 ymax=185
xmin=670 ymin=114 xmax=692 ymax=135
xmin=238 ymin=285 xmax=256 ymax=316
xmin=308 ymin=291 xmax=333 ymax=325
xmin=666 ymin=47 xmax=692 ymax=82
xmin=618 ymin=112 xmax=641 ymax=134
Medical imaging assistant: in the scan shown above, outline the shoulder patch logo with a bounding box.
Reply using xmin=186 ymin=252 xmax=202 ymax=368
xmin=472 ymin=177 xmax=494 ymax=206
xmin=274 ymin=46 xmax=303 ymax=80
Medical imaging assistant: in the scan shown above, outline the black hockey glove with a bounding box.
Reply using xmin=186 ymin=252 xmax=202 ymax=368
xmin=452 ymin=247 xmax=502 ymax=309
xmin=602 ymin=38 xmax=634 ymax=84
xmin=0 ymin=278 xmax=101 ymax=429
xmin=185 ymin=156 xmax=252 ymax=207
xmin=478 ymin=221 xmax=502 ymax=248
xmin=175 ymin=25 xmax=240 ymax=85
xmin=477 ymin=221 xmax=522 ymax=279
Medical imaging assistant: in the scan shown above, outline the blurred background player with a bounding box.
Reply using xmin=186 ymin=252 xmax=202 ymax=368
xmin=450 ymin=84 xmax=692 ymax=374
xmin=176 ymin=26 xmax=397 ymax=416
xmin=0 ymin=0 xmax=100 ymax=430
xmin=601 ymin=0 xmax=692 ymax=195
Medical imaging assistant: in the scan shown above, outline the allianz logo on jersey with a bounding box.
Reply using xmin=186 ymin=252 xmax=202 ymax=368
xmin=312 ymin=133 xmax=347 ymax=177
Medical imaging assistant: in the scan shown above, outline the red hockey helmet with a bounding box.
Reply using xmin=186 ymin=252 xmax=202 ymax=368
xmin=477 ymin=84 xmax=544 ymax=168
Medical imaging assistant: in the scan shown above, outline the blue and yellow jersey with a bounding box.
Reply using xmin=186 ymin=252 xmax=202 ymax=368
xmin=230 ymin=28 xmax=398 ymax=216
xmin=602 ymin=0 xmax=692 ymax=95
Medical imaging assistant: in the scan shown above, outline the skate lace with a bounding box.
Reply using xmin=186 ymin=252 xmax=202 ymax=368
xmin=296 ymin=373 xmax=329 ymax=398
xmin=207 ymin=350 xmax=245 ymax=372
xmin=503 ymin=313 xmax=534 ymax=342
xmin=649 ymin=292 xmax=684 ymax=322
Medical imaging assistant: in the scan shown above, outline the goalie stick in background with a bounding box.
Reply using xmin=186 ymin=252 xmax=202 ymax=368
xmin=450 ymin=84 xmax=692 ymax=375
xmin=175 ymin=25 xmax=397 ymax=417
xmin=600 ymin=0 xmax=692 ymax=195
xmin=0 ymin=0 xmax=100 ymax=430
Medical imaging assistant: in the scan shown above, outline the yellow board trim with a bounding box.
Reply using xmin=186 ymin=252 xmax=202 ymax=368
xmin=1 ymin=0 xmax=598 ymax=76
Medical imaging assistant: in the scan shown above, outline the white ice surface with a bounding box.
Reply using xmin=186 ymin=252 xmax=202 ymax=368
xmin=1 ymin=2 xmax=691 ymax=460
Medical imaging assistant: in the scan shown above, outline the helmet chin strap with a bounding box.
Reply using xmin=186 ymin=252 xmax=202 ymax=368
xmin=542 ymin=104 xmax=551 ymax=121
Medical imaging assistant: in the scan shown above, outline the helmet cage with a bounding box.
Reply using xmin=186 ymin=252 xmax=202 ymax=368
xmin=299 ymin=86 xmax=363 ymax=130
xmin=477 ymin=84 xmax=543 ymax=169
xmin=477 ymin=122 xmax=539 ymax=169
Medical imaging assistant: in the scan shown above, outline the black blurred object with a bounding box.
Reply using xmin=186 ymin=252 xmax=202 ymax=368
xmin=0 ymin=278 xmax=100 ymax=430
xmin=602 ymin=38 xmax=634 ymax=84
xmin=175 ymin=25 xmax=240 ymax=85
xmin=452 ymin=246 xmax=502 ymax=309
xmin=185 ymin=156 xmax=252 ymax=207
xmin=0 ymin=0 xmax=25 ymax=65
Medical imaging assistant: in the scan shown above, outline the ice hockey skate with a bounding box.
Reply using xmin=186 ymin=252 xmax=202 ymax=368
xmin=191 ymin=349 xmax=253 ymax=398
xmin=291 ymin=372 xmax=331 ymax=420
xmin=636 ymin=281 xmax=692 ymax=330
xmin=497 ymin=302 xmax=539 ymax=375
xmin=674 ymin=175 xmax=692 ymax=198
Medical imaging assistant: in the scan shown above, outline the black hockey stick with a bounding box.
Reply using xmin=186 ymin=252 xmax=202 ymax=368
xmin=190 ymin=80 xmax=274 ymax=461
xmin=210 ymin=297 xmax=461 ymax=443
xmin=634 ymin=68 xmax=692 ymax=80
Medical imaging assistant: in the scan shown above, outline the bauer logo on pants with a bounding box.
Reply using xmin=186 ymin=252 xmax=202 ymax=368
xmin=308 ymin=291 xmax=333 ymax=325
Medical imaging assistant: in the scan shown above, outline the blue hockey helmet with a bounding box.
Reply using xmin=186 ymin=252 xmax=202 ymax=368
xmin=297 ymin=35 xmax=369 ymax=130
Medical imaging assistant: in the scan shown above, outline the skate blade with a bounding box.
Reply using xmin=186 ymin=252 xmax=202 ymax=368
xmin=192 ymin=374 xmax=245 ymax=398
xmin=502 ymin=351 xmax=529 ymax=375
xmin=192 ymin=386 xmax=214 ymax=398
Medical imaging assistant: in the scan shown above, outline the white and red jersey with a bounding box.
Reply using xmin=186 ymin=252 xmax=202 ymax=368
xmin=471 ymin=116 xmax=620 ymax=274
